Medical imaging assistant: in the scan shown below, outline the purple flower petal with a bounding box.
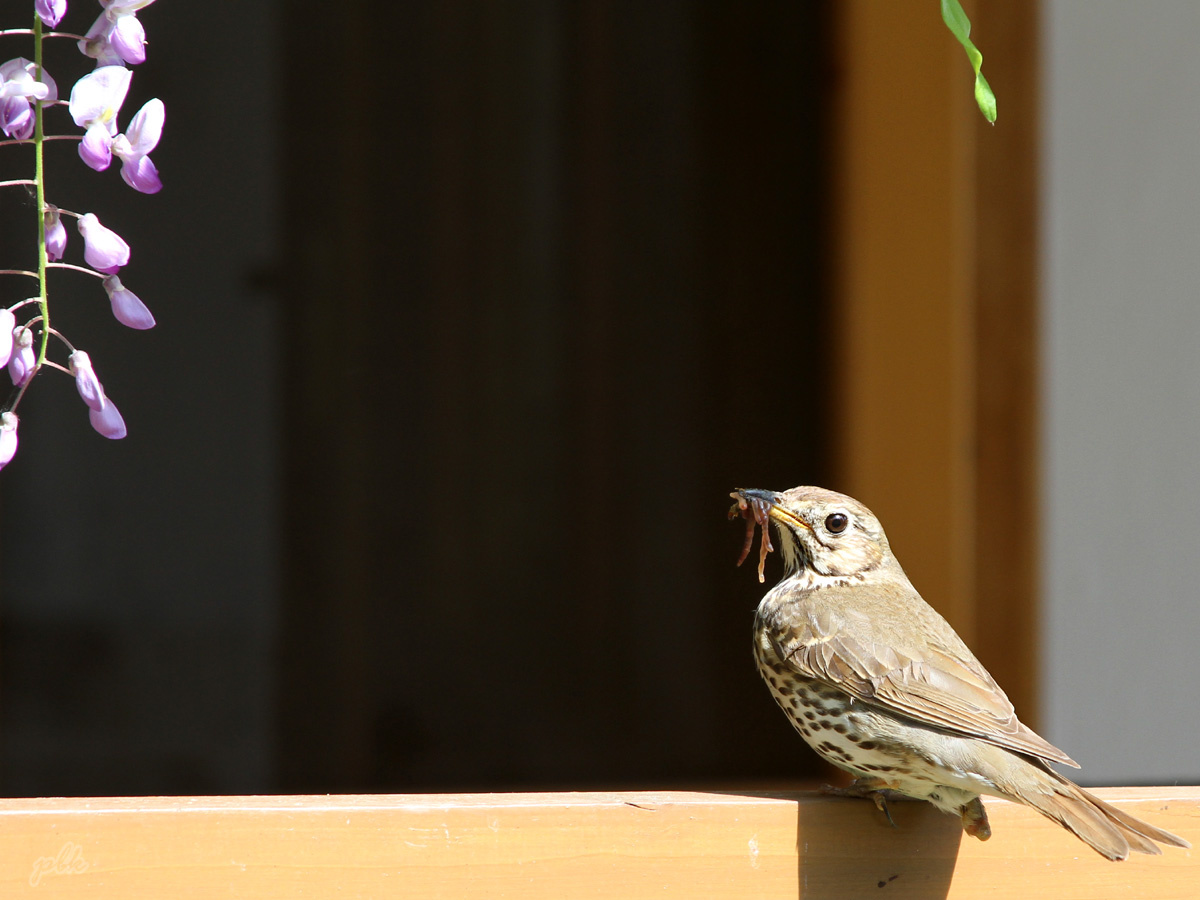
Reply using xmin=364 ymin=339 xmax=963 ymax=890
xmin=0 ymin=58 xmax=58 ymax=103
xmin=69 ymin=350 xmax=107 ymax=411
xmin=68 ymin=66 xmax=131 ymax=131
xmin=0 ymin=309 xmax=14 ymax=368
xmin=78 ymin=213 xmax=130 ymax=273
xmin=79 ymin=122 xmax=114 ymax=170
xmin=44 ymin=205 xmax=68 ymax=260
xmin=89 ymin=398 xmax=127 ymax=439
xmin=36 ymin=0 xmax=67 ymax=28
xmin=0 ymin=97 xmax=33 ymax=140
xmin=110 ymin=15 xmax=147 ymax=65
xmin=112 ymin=99 xmax=164 ymax=192
xmin=119 ymin=153 xmax=160 ymax=193
xmin=0 ymin=412 xmax=19 ymax=469
xmin=102 ymin=275 xmax=155 ymax=329
xmin=7 ymin=327 xmax=35 ymax=386
xmin=123 ymin=98 xmax=163 ymax=155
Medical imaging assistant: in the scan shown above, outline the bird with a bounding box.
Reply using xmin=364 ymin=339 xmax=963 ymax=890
xmin=729 ymin=484 xmax=1190 ymax=861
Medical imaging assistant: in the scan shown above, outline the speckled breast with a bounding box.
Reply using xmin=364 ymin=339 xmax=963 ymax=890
xmin=753 ymin=624 xmax=914 ymax=782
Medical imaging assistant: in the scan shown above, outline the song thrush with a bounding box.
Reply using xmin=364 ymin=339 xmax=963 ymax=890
xmin=730 ymin=485 xmax=1190 ymax=861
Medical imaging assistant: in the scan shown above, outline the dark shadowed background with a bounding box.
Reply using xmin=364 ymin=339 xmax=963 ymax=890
xmin=1 ymin=0 xmax=834 ymax=795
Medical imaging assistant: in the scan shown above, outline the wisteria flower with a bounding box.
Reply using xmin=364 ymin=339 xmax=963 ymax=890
xmin=44 ymin=205 xmax=68 ymax=260
xmin=89 ymin=397 xmax=126 ymax=439
xmin=69 ymin=350 xmax=107 ymax=411
xmin=0 ymin=1 xmax=163 ymax=468
xmin=101 ymin=275 xmax=154 ymax=329
xmin=68 ymin=65 xmax=131 ymax=170
xmin=80 ymin=0 xmax=157 ymax=67
xmin=0 ymin=58 xmax=58 ymax=140
xmin=0 ymin=58 xmax=58 ymax=103
xmin=0 ymin=309 xmax=14 ymax=368
xmin=77 ymin=212 xmax=130 ymax=273
xmin=8 ymin=326 xmax=35 ymax=386
xmin=0 ymin=412 xmax=18 ymax=470
xmin=0 ymin=95 xmax=33 ymax=140
xmin=36 ymin=0 xmax=68 ymax=28
xmin=112 ymin=98 xmax=163 ymax=193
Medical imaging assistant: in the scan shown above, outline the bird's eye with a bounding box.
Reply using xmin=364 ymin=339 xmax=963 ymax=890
xmin=825 ymin=512 xmax=849 ymax=534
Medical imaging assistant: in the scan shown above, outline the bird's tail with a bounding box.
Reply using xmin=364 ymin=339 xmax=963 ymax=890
xmin=1006 ymin=766 xmax=1190 ymax=861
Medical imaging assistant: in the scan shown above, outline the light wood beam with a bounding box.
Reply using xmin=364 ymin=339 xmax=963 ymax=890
xmin=0 ymin=789 xmax=1195 ymax=898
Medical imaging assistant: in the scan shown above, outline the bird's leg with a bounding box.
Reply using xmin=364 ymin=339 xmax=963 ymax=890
xmin=822 ymin=777 xmax=906 ymax=828
xmin=960 ymin=797 xmax=992 ymax=840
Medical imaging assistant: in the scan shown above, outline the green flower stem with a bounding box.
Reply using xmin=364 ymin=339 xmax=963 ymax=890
xmin=33 ymin=14 xmax=49 ymax=367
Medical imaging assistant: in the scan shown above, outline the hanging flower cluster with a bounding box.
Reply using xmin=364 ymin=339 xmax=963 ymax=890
xmin=0 ymin=0 xmax=161 ymax=469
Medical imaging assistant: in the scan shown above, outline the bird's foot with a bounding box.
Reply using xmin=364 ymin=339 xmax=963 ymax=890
xmin=960 ymin=797 xmax=991 ymax=841
xmin=822 ymin=778 xmax=908 ymax=828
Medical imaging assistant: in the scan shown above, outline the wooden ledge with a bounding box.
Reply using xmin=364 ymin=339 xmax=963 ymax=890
xmin=1 ymin=787 xmax=1195 ymax=898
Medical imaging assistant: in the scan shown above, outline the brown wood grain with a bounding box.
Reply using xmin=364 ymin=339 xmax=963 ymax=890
xmin=0 ymin=789 xmax=1195 ymax=898
xmin=969 ymin=0 xmax=1042 ymax=732
xmin=830 ymin=0 xmax=978 ymax=644
xmin=830 ymin=0 xmax=1042 ymax=724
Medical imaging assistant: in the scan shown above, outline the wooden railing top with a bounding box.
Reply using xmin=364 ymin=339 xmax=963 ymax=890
xmin=1 ymin=787 xmax=1195 ymax=898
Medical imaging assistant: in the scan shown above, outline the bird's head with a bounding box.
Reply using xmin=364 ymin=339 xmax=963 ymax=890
xmin=733 ymin=485 xmax=895 ymax=580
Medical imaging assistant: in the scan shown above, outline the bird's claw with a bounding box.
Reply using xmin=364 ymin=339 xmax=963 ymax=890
xmin=821 ymin=780 xmax=905 ymax=828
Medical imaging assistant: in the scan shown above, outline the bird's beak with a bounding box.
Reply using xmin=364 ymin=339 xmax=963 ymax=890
xmin=734 ymin=488 xmax=812 ymax=533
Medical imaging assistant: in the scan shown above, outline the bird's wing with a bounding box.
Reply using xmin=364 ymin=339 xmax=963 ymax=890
xmin=774 ymin=599 xmax=1079 ymax=768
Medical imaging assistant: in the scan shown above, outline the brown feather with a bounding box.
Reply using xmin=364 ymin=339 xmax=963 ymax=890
xmin=770 ymin=585 xmax=1080 ymax=768
xmin=1000 ymin=762 xmax=1191 ymax=860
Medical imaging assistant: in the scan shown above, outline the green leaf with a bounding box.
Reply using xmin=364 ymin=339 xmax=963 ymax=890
xmin=940 ymin=0 xmax=997 ymax=123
